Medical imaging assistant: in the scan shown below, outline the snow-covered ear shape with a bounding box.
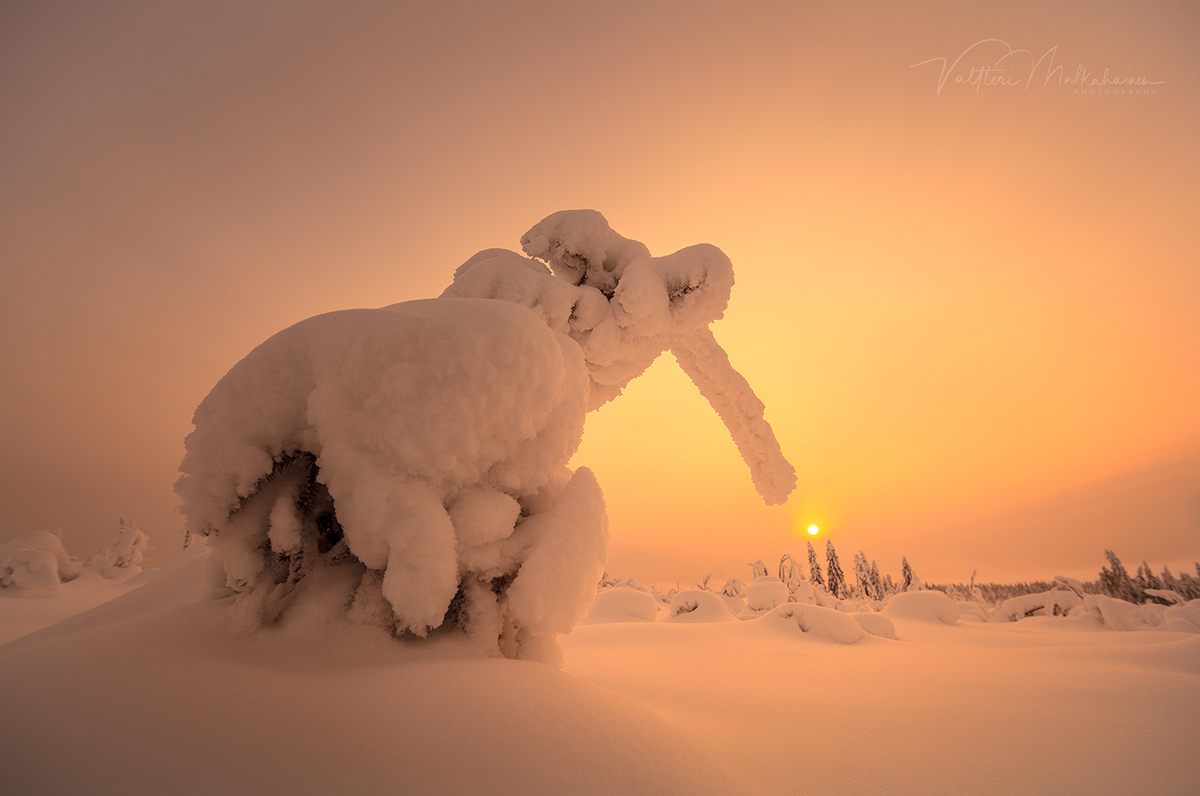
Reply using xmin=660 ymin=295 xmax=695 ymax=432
xmin=520 ymin=210 xmax=651 ymax=297
xmin=652 ymin=243 xmax=735 ymax=334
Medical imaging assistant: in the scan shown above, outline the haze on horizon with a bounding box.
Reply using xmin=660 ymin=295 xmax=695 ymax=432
xmin=1 ymin=0 xmax=1197 ymax=586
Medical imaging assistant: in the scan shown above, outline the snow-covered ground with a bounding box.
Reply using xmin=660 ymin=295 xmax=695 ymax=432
xmin=1 ymin=547 xmax=1195 ymax=796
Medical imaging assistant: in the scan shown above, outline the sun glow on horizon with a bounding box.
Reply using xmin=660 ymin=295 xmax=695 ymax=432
xmin=807 ymin=525 xmax=819 ymax=536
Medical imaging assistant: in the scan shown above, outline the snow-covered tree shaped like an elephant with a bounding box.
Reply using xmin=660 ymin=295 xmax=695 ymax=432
xmin=176 ymin=210 xmax=795 ymax=663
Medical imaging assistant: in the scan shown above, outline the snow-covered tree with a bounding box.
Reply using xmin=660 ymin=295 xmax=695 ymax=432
xmin=807 ymin=540 xmax=825 ymax=590
xmin=1136 ymin=561 xmax=1163 ymax=594
xmin=869 ymin=559 xmax=883 ymax=601
xmin=750 ymin=559 xmax=769 ymax=579
xmin=853 ymin=552 xmax=871 ymax=599
xmin=826 ymin=540 xmax=847 ymax=599
xmin=84 ymin=518 xmax=150 ymax=581
xmin=1160 ymin=565 xmax=1179 ymax=593
xmin=175 ymin=210 xmax=796 ymax=664
xmin=901 ymin=557 xmax=913 ymax=592
xmin=719 ymin=578 xmax=746 ymax=598
xmin=779 ymin=554 xmax=806 ymax=601
xmin=0 ymin=530 xmax=82 ymax=593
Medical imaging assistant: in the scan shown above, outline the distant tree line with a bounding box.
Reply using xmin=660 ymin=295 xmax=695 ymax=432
xmin=606 ymin=545 xmax=1199 ymax=609
xmin=928 ymin=550 xmax=1200 ymax=606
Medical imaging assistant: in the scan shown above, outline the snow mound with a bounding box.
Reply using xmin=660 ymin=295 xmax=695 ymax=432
xmin=1081 ymin=594 xmax=1200 ymax=633
xmin=957 ymin=602 xmax=991 ymax=622
xmin=1164 ymin=604 xmax=1200 ymax=633
xmin=882 ymin=591 xmax=962 ymax=625
xmin=852 ymin=611 xmax=898 ymax=640
xmin=580 ymin=586 xmax=660 ymax=624
xmin=0 ymin=551 xmax=748 ymax=796
xmin=664 ymin=589 xmax=740 ymax=622
xmin=0 ymin=531 xmax=82 ymax=595
xmin=743 ymin=576 xmax=790 ymax=613
xmin=755 ymin=602 xmax=867 ymax=644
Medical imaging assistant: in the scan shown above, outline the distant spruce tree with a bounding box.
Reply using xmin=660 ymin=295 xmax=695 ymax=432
xmin=1139 ymin=561 xmax=1163 ymax=592
xmin=826 ymin=539 xmax=847 ymax=599
xmin=853 ymin=552 xmax=871 ymax=599
xmin=807 ymin=541 xmax=825 ymax=590
xmin=901 ymin=557 xmax=914 ymax=592
xmin=869 ymin=559 xmax=884 ymax=601
xmin=1099 ymin=550 xmax=1138 ymax=602
xmin=1160 ymin=565 xmax=1181 ymax=595
xmin=1182 ymin=568 xmax=1200 ymax=600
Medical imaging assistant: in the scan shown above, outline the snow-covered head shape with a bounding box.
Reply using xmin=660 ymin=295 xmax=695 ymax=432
xmin=444 ymin=210 xmax=795 ymax=505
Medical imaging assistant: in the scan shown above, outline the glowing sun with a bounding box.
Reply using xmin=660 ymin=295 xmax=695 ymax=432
xmin=807 ymin=525 xmax=819 ymax=535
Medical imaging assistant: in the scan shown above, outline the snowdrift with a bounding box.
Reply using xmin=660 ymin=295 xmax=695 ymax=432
xmin=0 ymin=549 xmax=746 ymax=796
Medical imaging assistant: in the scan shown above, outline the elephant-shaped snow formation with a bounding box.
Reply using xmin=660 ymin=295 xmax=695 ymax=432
xmin=176 ymin=211 xmax=795 ymax=663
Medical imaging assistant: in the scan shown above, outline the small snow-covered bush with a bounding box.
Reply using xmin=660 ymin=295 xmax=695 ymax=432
xmin=664 ymin=589 xmax=740 ymax=622
xmin=0 ymin=531 xmax=82 ymax=595
xmin=719 ymin=578 xmax=746 ymax=598
xmin=717 ymin=578 xmax=747 ymax=615
xmin=993 ymin=589 xmax=1083 ymax=622
xmin=84 ymin=519 xmax=150 ymax=581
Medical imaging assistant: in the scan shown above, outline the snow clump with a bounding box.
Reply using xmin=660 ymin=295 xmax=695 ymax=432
xmin=0 ymin=531 xmax=82 ymax=595
xmin=664 ymin=589 xmax=740 ymax=622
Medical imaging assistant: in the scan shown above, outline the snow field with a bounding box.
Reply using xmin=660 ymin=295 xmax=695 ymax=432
xmin=2 ymin=548 xmax=1197 ymax=795
xmin=563 ymin=604 xmax=1200 ymax=796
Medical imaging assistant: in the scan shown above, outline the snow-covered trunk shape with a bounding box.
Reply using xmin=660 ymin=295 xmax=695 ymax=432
xmin=670 ymin=328 xmax=796 ymax=505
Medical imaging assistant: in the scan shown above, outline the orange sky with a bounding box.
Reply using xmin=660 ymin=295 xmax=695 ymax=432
xmin=2 ymin=1 xmax=1197 ymax=587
